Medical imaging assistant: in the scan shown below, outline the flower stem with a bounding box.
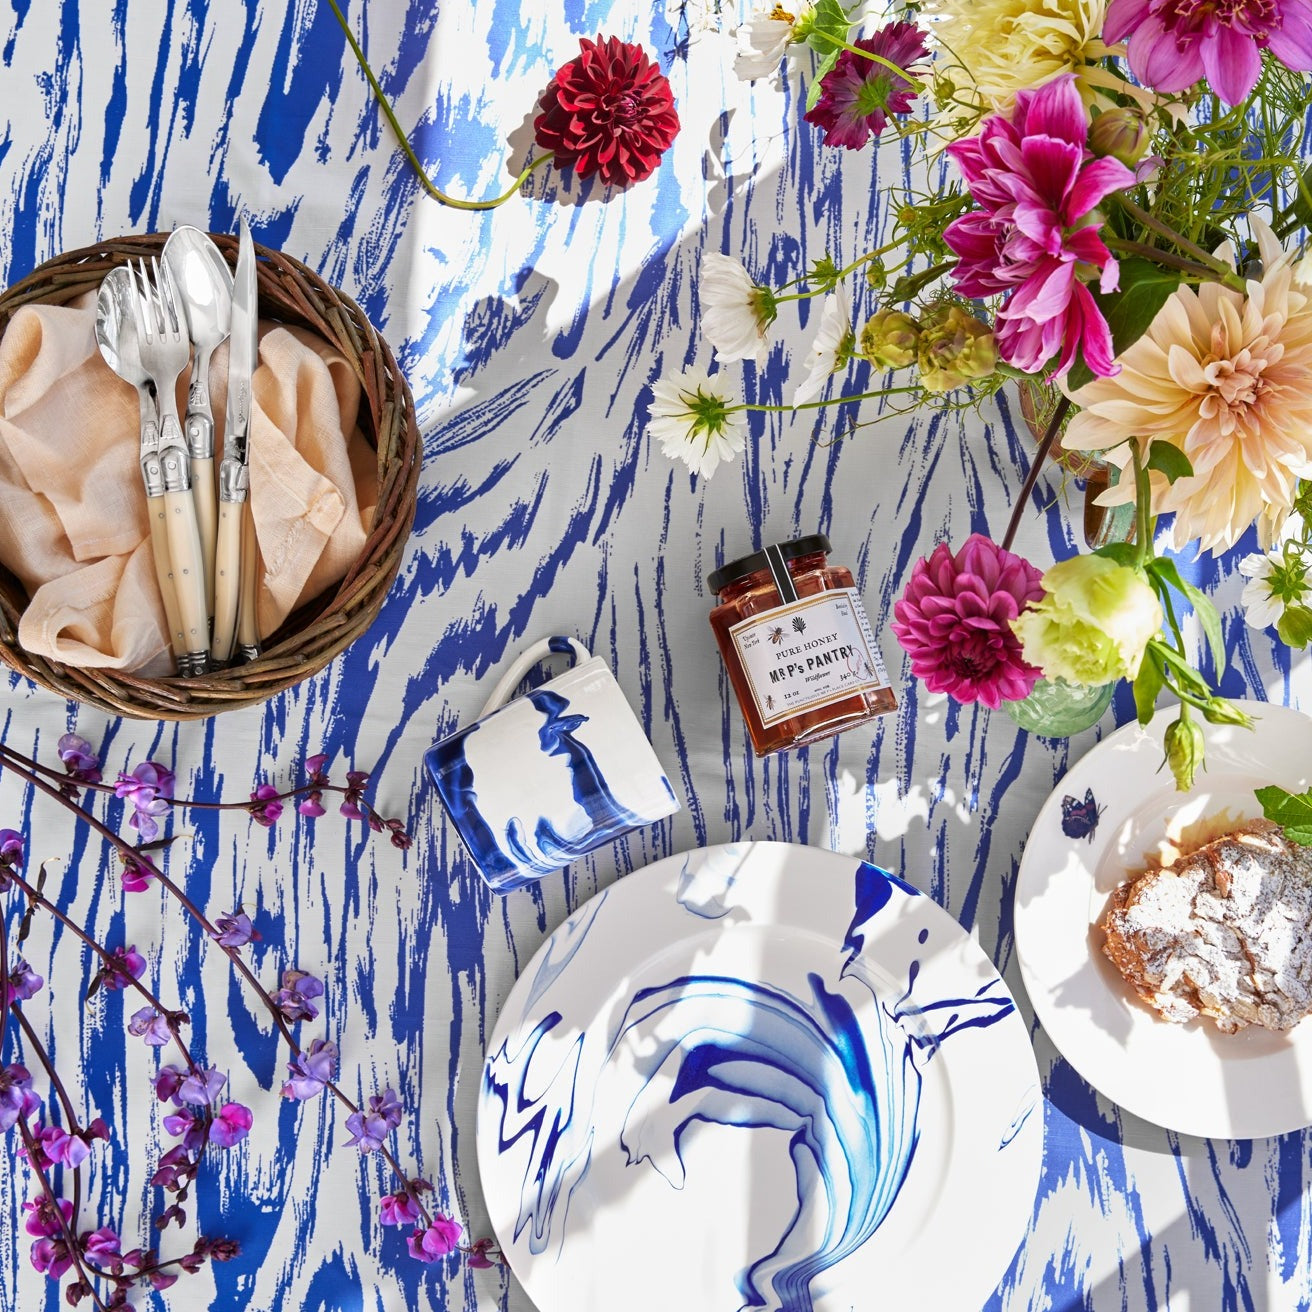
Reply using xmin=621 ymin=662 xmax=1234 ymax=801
xmin=1132 ymin=443 xmax=1154 ymax=569
xmin=1114 ymin=195 xmax=1234 ymax=275
xmin=1103 ymin=236 xmax=1245 ymax=290
xmin=1001 ymin=395 xmax=1072 ymax=552
xmin=324 ymin=0 xmax=551 ymax=209
xmin=740 ymin=385 xmax=922 ymax=416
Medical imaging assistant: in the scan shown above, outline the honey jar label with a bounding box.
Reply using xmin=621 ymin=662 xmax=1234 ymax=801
xmin=728 ymin=589 xmax=890 ymax=727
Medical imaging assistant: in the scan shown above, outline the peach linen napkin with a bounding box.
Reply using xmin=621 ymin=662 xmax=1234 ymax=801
xmin=0 ymin=291 xmax=377 ymax=677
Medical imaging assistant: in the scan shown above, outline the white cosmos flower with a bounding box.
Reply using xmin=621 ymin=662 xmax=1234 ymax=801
xmin=1238 ymin=532 xmax=1311 ymax=632
xmin=734 ymin=5 xmax=809 ymax=81
xmin=792 ymin=287 xmax=854 ymax=406
xmin=649 ymin=366 xmax=747 ymax=479
xmin=700 ymin=253 xmax=776 ymax=362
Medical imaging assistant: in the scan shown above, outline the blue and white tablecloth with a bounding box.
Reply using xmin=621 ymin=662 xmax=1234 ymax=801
xmin=0 ymin=3 xmax=1308 ymax=1309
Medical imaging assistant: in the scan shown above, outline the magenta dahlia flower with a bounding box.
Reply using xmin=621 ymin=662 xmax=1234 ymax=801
xmin=804 ymin=22 xmax=932 ymax=149
xmin=533 ymin=35 xmax=680 ymax=187
xmin=943 ymin=74 xmax=1134 ymax=378
xmin=1105 ymin=0 xmax=1312 ymax=105
xmin=891 ymin=535 xmax=1046 ymax=709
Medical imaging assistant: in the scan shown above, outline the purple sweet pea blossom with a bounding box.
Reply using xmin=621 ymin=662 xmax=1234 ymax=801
xmin=0 ymin=828 xmax=23 ymax=869
xmin=30 ymin=1236 xmax=73 ymax=1278
xmin=211 ymin=911 xmax=260 ymax=949
xmin=99 ymin=945 xmax=146 ymax=992
xmin=114 ymin=762 xmax=175 ymax=842
xmin=339 ymin=771 xmax=370 ymax=821
xmin=120 ymin=855 xmax=156 ymax=893
xmin=210 ymin=1102 xmax=253 ymax=1149
xmin=7 ymin=958 xmax=43 ymax=1006
xmin=248 ymin=783 xmax=284 ymax=827
xmin=177 ymin=1067 xmax=227 ymax=1107
xmin=467 ymin=1237 xmax=499 ymax=1269
xmin=25 ymin=1124 xmax=90 ymax=1170
xmin=82 ymin=1226 xmax=122 ymax=1271
xmin=57 ymin=733 xmax=102 ymax=784
xmin=379 ymin=1191 xmax=423 ymax=1227
xmin=297 ymin=791 xmax=326 ymax=818
xmin=162 ymin=1108 xmax=207 ymax=1154
xmin=304 ymin=753 xmax=330 ymax=783
xmin=0 ymin=1064 xmax=40 ymax=1132
xmin=281 ymin=1039 xmax=338 ymax=1101
xmin=22 ymin=1196 xmax=73 ymax=1237
xmin=152 ymin=1066 xmax=185 ymax=1104
xmin=150 ymin=1145 xmax=192 ymax=1189
xmin=128 ymin=1007 xmax=172 ymax=1046
xmin=406 ymin=1215 xmax=463 ymax=1263
xmin=343 ymin=1087 xmax=403 ymax=1153
xmin=273 ymin=969 xmax=324 ymax=1023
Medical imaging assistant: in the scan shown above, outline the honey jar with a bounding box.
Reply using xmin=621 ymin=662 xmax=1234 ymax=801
xmin=707 ymin=535 xmax=898 ymax=757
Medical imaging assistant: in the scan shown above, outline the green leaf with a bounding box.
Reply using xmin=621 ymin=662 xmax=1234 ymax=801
xmin=1145 ymin=444 xmax=1193 ymax=484
xmin=804 ymin=0 xmax=854 ymax=59
xmin=1150 ymin=640 xmax=1212 ymax=697
xmin=1255 ymin=784 xmax=1312 ymax=845
xmin=1133 ymin=653 xmax=1163 ymax=725
xmin=1093 ymin=542 xmax=1139 ymax=568
xmin=1147 ymin=557 xmax=1225 ymax=673
xmin=805 ymin=47 xmax=840 ymax=110
xmin=1064 ymin=259 xmax=1184 ymax=393
xmin=1277 ymin=604 xmax=1312 ymax=648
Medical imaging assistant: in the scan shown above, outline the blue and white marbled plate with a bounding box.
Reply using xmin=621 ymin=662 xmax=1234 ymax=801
xmin=476 ymin=842 xmax=1043 ymax=1312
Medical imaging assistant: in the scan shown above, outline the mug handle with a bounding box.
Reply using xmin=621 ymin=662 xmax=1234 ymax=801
xmin=478 ymin=636 xmax=592 ymax=718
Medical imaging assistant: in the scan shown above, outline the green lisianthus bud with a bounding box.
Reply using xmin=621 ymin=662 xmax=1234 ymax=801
xmin=917 ymin=304 xmax=996 ymax=393
xmin=1164 ymin=713 xmax=1206 ymax=792
xmin=860 ymin=309 xmax=920 ymax=369
xmin=1200 ymin=698 xmax=1255 ymax=729
xmin=1089 ymin=107 xmax=1151 ymax=167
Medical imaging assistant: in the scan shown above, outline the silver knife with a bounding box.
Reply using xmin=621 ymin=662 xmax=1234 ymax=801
xmin=211 ymin=219 xmax=258 ymax=664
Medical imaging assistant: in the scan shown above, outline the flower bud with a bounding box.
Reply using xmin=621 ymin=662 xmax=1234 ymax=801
xmin=1200 ymin=697 xmax=1255 ymax=729
xmin=859 ymin=309 xmax=920 ymax=369
xmin=1164 ymin=713 xmax=1205 ymax=791
xmin=917 ymin=304 xmax=996 ymax=392
xmin=1089 ymin=107 xmax=1151 ymax=166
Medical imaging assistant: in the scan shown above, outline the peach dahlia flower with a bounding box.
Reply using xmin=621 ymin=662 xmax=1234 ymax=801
xmin=1062 ymin=221 xmax=1312 ymax=553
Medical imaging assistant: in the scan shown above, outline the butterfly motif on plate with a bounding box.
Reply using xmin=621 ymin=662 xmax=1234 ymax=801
xmin=1060 ymin=788 xmax=1104 ymax=842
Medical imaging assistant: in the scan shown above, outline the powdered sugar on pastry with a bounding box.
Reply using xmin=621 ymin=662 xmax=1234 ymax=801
xmin=1102 ymin=819 xmax=1312 ymax=1033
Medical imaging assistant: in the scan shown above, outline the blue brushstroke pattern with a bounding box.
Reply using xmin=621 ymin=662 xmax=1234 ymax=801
xmin=0 ymin=2 xmax=1306 ymax=1310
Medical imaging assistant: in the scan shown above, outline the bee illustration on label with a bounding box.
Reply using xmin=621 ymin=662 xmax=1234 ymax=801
xmin=768 ymin=625 xmax=785 ymax=645
xmin=765 ymin=694 xmax=776 ymax=711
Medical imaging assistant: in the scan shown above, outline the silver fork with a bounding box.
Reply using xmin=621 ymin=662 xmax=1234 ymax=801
xmin=131 ymin=258 xmax=210 ymax=676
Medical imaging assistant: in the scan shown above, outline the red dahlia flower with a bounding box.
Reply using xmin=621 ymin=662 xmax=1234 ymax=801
xmin=805 ymin=21 xmax=932 ymax=149
xmin=533 ymin=35 xmax=680 ymax=187
xmin=891 ymin=535 xmax=1045 ymax=708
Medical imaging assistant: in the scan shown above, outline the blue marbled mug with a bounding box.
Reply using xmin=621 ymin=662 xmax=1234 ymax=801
xmin=425 ymin=637 xmax=681 ymax=892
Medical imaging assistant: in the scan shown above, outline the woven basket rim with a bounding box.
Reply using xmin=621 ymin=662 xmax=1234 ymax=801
xmin=0 ymin=232 xmax=421 ymax=720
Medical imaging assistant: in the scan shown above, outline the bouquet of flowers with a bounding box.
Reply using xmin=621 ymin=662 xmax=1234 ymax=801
xmin=654 ymin=0 xmax=1312 ymax=787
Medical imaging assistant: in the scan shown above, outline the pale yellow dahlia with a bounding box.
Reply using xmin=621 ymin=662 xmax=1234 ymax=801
xmin=927 ymin=0 xmax=1111 ymax=131
xmin=1063 ymin=222 xmax=1312 ymax=554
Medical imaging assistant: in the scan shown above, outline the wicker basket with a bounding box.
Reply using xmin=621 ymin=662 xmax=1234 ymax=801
xmin=0 ymin=233 xmax=421 ymax=720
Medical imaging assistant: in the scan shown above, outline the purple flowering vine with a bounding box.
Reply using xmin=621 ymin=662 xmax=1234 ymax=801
xmin=282 ymin=1039 xmax=338 ymax=1101
xmin=273 ymin=969 xmax=325 ymax=1023
xmin=0 ymin=731 xmax=498 ymax=1309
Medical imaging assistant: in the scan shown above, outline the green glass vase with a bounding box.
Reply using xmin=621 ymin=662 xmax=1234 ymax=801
xmin=1004 ymin=677 xmax=1114 ymax=737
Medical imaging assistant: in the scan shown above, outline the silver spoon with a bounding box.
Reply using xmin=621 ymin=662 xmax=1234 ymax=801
xmin=94 ymin=267 xmax=185 ymax=667
xmin=163 ymin=226 xmax=233 ymax=618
